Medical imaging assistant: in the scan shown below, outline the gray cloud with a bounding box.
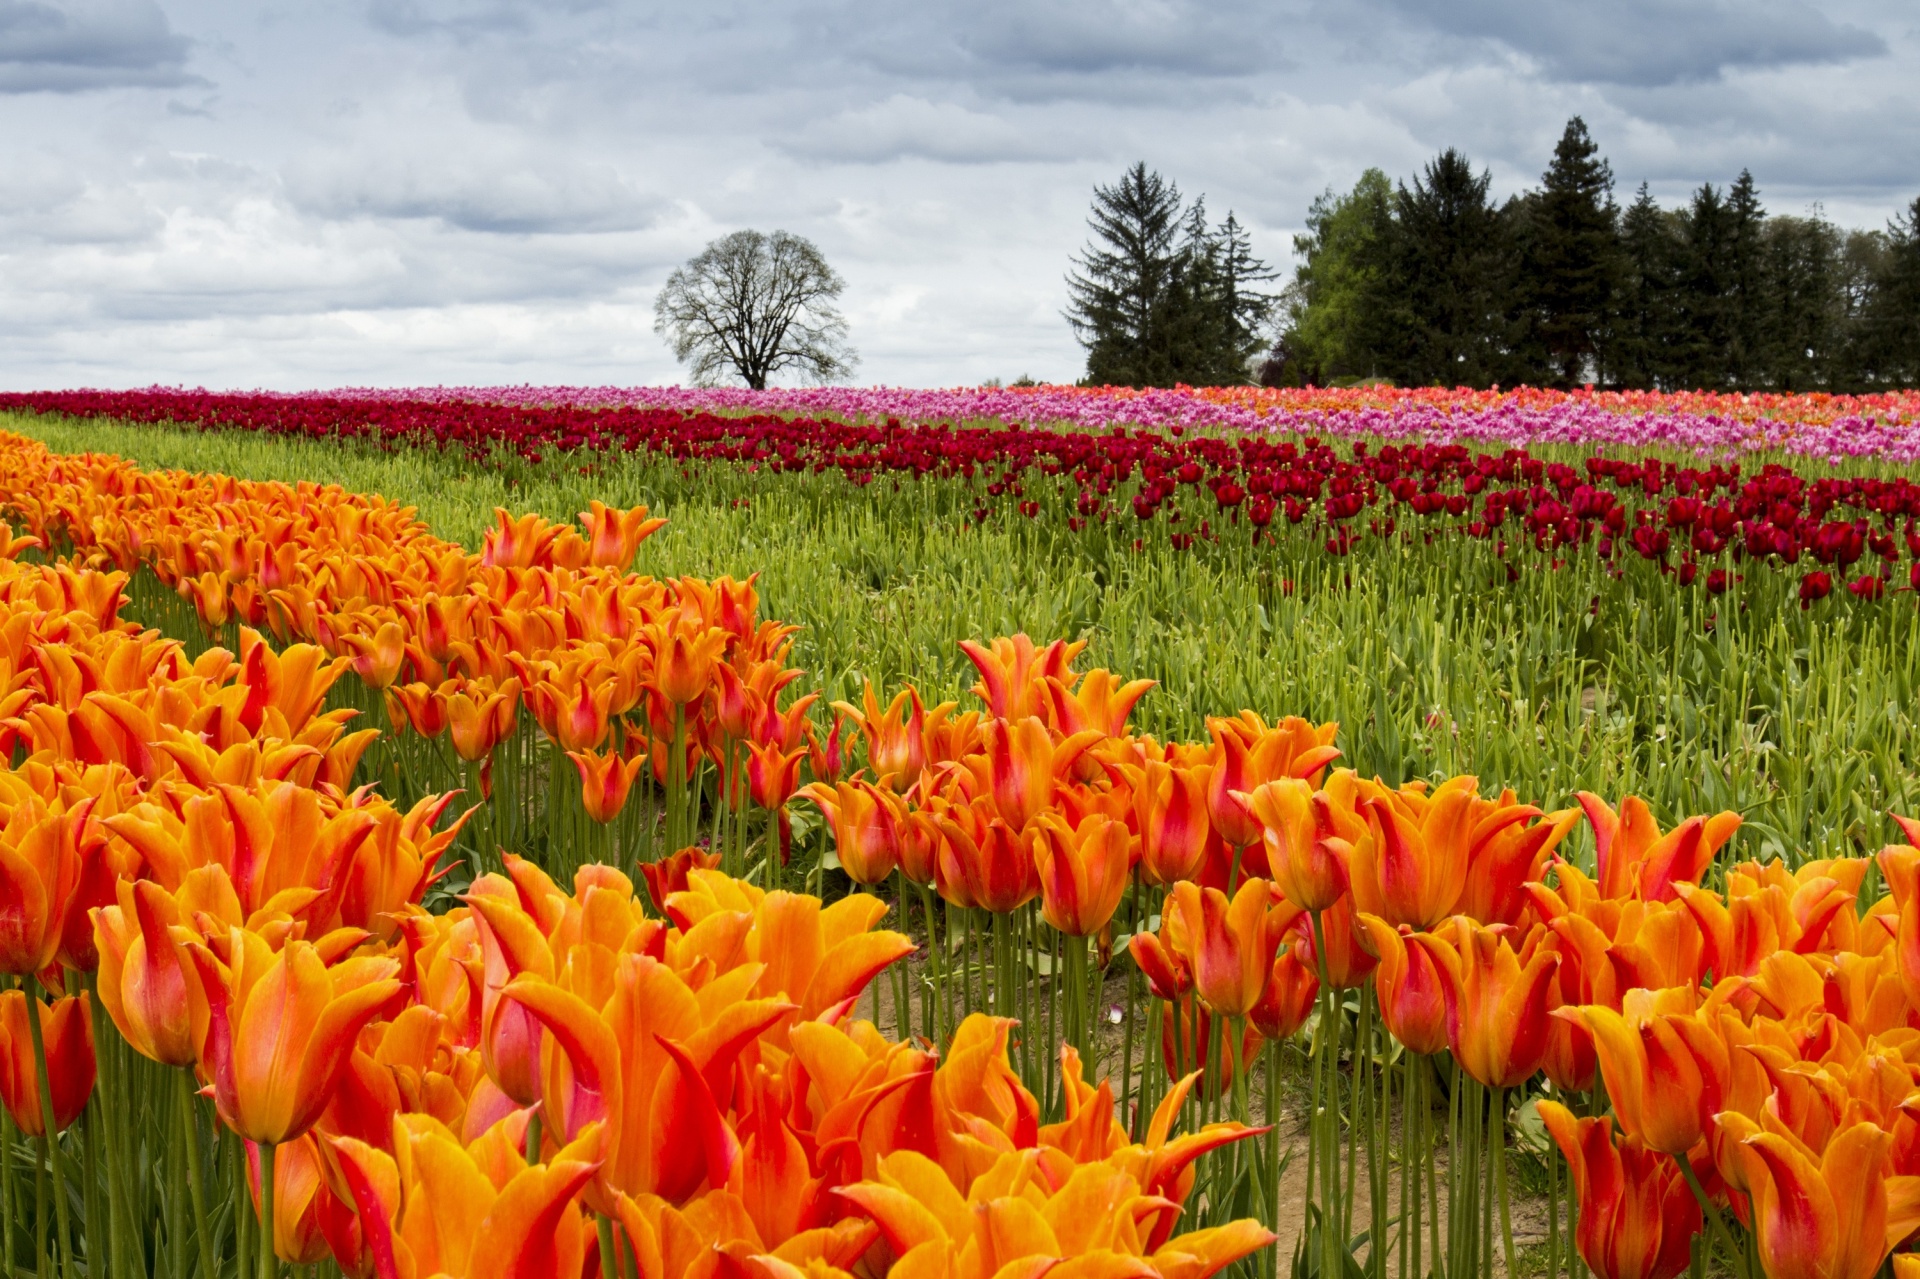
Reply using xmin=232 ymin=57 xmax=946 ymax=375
xmin=0 ymin=0 xmax=193 ymax=91
xmin=0 ymin=0 xmax=1913 ymax=389
xmin=1380 ymin=0 xmax=1885 ymax=86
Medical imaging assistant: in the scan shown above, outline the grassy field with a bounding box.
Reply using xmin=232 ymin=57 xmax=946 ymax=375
xmin=10 ymin=407 xmax=1917 ymax=867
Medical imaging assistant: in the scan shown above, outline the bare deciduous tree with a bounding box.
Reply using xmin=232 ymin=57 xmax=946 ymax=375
xmin=653 ymin=230 xmax=857 ymax=388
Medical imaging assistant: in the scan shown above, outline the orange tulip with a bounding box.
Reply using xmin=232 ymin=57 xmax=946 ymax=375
xmin=0 ymin=990 xmax=94 ymax=1136
xmin=1563 ymin=994 xmax=1728 ymax=1155
xmin=92 ymin=877 xmax=209 ymax=1067
xmin=1243 ymin=779 xmax=1349 ymax=912
xmin=1538 ymin=1101 xmax=1700 ymax=1279
xmin=1349 ymin=788 xmax=1475 ymax=930
xmin=981 ymin=715 xmax=1099 ymax=833
xmin=190 ymin=932 xmax=402 ymax=1145
xmin=1412 ymin=919 xmax=1557 ymax=1088
xmin=648 ymin=621 xmax=730 ymax=708
xmin=1249 ymin=943 xmax=1319 ymax=1041
xmin=568 ymin=748 xmax=646 ymax=824
xmin=448 ymin=681 xmax=519 ymax=763
xmin=1032 ymin=812 xmax=1132 ymax=937
xmin=340 ymin=622 xmax=407 ymax=691
xmin=932 ymin=800 xmax=1038 ymax=914
xmin=1130 ymin=759 xmax=1211 ymax=886
xmin=799 ymin=780 xmax=900 ymax=886
xmin=958 ymin=633 xmax=1083 ymax=720
xmin=1174 ymin=878 xmax=1283 ymax=1018
xmin=834 ymin=683 xmax=928 ymax=788
xmin=1356 ymin=914 xmax=1450 ymax=1056
xmin=1288 ymin=892 xmax=1377 ymax=990
xmin=1744 ymin=1122 xmax=1920 ymax=1279
xmin=745 ymin=740 xmax=804 ymax=812
xmin=578 ymin=500 xmax=666 ymax=570
xmin=1577 ymin=792 xmax=1742 ymax=903
xmin=0 ymin=798 xmax=82 ymax=976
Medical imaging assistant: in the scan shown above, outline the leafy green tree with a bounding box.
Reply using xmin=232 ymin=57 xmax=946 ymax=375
xmin=1276 ymin=169 xmax=1400 ymax=385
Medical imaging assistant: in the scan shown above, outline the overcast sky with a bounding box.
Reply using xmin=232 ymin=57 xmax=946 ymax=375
xmin=1 ymin=0 xmax=1914 ymax=389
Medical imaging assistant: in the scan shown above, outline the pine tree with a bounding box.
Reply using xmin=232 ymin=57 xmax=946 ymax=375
xmin=1065 ymin=164 xmax=1187 ymax=387
xmin=1066 ymin=166 xmax=1277 ymax=386
xmin=1864 ymin=197 xmax=1920 ymax=385
xmin=1392 ymin=149 xmax=1514 ymax=386
xmin=1607 ymin=184 xmax=1680 ymax=387
xmin=1522 ymin=118 xmax=1621 ymax=386
xmin=1725 ymin=171 xmax=1768 ymax=385
xmin=1673 ymin=184 xmax=1735 ymax=387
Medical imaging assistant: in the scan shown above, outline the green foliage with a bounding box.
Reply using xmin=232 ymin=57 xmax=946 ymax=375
xmin=1066 ymin=164 xmax=1276 ymax=387
xmin=1280 ymin=121 xmax=1920 ymax=391
xmin=11 ymin=409 xmax=1917 ymax=866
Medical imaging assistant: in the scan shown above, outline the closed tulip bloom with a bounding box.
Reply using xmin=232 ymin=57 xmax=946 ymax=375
xmin=833 ymin=683 xmax=929 ymax=788
xmin=0 ymin=990 xmax=94 ymax=1137
xmin=1414 ymin=919 xmax=1558 ymax=1088
xmin=1538 ymin=1101 xmax=1700 ymax=1279
xmin=745 ymin=740 xmax=804 ymax=811
xmin=799 ymin=780 xmax=900 ymax=886
xmin=1175 ymin=877 xmax=1282 ymax=1018
xmin=91 ymin=877 xmax=208 ymax=1068
xmin=1352 ymin=790 xmax=1474 ymax=930
xmin=1744 ymin=1122 xmax=1920 ymax=1279
xmin=648 ymin=621 xmax=730 ymax=707
xmin=933 ymin=801 xmax=1038 ymax=914
xmin=1356 ymin=914 xmax=1450 ymax=1056
xmin=341 ymin=621 xmax=407 ymax=691
xmin=1289 ymin=892 xmax=1378 ymax=991
xmin=1244 ymin=779 xmax=1350 ymax=912
xmin=568 ymin=748 xmax=646 ymax=824
xmin=983 ymin=716 xmax=1099 ymax=833
xmin=1032 ymin=812 xmax=1132 ymax=937
xmin=1249 ymin=944 xmax=1319 ymax=1041
xmin=190 ymin=932 xmax=402 ymax=1145
xmin=1565 ymin=995 xmax=1728 ymax=1155
xmin=1131 ymin=759 xmax=1211 ymax=887
xmin=0 ymin=799 xmax=82 ymax=976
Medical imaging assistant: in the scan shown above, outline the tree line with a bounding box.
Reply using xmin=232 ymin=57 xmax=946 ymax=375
xmin=1066 ymin=122 xmax=1920 ymax=390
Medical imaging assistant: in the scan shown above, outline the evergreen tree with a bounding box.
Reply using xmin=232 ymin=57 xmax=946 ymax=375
xmin=1864 ymin=197 xmax=1920 ymax=385
xmin=1066 ymin=166 xmax=1277 ymax=386
xmin=1672 ymin=184 xmax=1735 ymax=387
xmin=1521 ymin=118 xmax=1621 ymax=386
xmin=1392 ymin=149 xmax=1515 ymax=386
xmin=1725 ymin=171 xmax=1768 ymax=384
xmin=1758 ymin=211 xmax=1850 ymax=390
xmin=1065 ymin=164 xmax=1187 ymax=387
xmin=1608 ymin=183 xmax=1684 ymax=387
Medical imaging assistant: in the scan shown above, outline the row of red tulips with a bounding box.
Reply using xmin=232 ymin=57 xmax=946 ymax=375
xmin=6 ymin=392 xmax=1920 ymax=600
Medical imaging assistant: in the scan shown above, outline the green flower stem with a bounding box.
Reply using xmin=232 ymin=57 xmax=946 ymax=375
xmin=256 ymin=1141 xmax=276 ymax=1279
xmin=176 ymin=1068 xmax=216 ymax=1279
xmin=24 ymin=974 xmax=73 ymax=1279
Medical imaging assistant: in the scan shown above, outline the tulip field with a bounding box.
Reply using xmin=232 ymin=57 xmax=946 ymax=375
xmin=0 ymin=385 xmax=1915 ymax=1279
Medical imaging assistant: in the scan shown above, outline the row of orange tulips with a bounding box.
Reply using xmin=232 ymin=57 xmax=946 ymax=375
xmin=0 ymin=437 xmax=1273 ymax=1279
xmin=6 ymin=429 xmax=1920 ymax=1279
